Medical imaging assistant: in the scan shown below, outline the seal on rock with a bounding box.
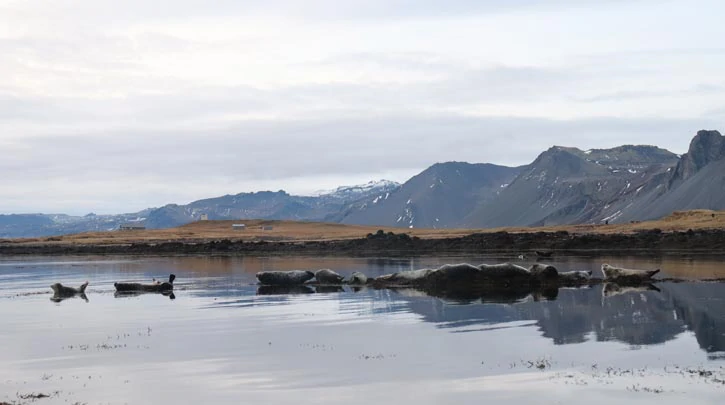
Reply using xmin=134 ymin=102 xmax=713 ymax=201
xmin=314 ymin=269 xmax=345 ymax=284
xmin=375 ymin=268 xmax=435 ymax=285
xmin=558 ymin=270 xmax=592 ymax=284
xmin=346 ymin=271 xmax=368 ymax=285
xmin=601 ymin=264 xmax=660 ymax=284
xmin=115 ymin=274 xmax=176 ymax=293
xmin=528 ymin=264 xmax=559 ymax=281
xmin=256 ymin=270 xmax=315 ymax=286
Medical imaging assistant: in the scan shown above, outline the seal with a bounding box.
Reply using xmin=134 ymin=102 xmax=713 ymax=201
xmin=50 ymin=281 xmax=89 ymax=302
xmin=528 ymin=263 xmax=559 ymax=281
xmin=601 ymin=264 xmax=660 ymax=284
xmin=314 ymin=269 xmax=345 ymax=284
xmin=477 ymin=263 xmax=531 ymax=278
xmin=558 ymin=270 xmax=592 ymax=284
xmin=115 ymin=274 xmax=176 ymax=292
xmin=50 ymin=281 xmax=88 ymax=297
xmin=256 ymin=270 xmax=315 ymax=286
xmin=346 ymin=271 xmax=368 ymax=285
xmin=375 ymin=268 xmax=436 ymax=285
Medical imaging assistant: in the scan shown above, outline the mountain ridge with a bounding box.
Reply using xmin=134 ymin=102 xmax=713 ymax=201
xmin=2 ymin=129 xmax=724 ymax=238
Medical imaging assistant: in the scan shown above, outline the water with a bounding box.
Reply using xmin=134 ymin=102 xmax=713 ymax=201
xmin=1 ymin=254 xmax=725 ymax=404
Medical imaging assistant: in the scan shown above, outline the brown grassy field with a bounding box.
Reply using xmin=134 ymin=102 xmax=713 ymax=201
xmin=3 ymin=210 xmax=725 ymax=246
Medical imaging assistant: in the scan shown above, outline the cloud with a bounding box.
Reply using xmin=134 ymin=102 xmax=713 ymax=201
xmin=0 ymin=113 xmax=717 ymax=214
xmin=1 ymin=0 xmax=724 ymax=214
xmin=576 ymin=84 xmax=725 ymax=103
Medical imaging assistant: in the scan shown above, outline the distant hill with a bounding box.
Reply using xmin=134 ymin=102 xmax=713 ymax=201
xmin=333 ymin=162 xmax=522 ymax=228
xmin=3 ymin=129 xmax=725 ymax=238
xmin=465 ymin=144 xmax=679 ymax=227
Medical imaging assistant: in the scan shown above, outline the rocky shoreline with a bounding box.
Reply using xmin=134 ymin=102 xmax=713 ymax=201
xmin=1 ymin=228 xmax=725 ymax=256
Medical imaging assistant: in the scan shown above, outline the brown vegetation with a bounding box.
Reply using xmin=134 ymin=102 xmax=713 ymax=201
xmin=6 ymin=210 xmax=725 ymax=247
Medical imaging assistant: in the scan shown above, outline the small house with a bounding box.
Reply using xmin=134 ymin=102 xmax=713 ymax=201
xmin=261 ymin=225 xmax=273 ymax=231
xmin=232 ymin=224 xmax=246 ymax=230
xmin=119 ymin=223 xmax=146 ymax=231
xmin=200 ymin=214 xmax=209 ymax=221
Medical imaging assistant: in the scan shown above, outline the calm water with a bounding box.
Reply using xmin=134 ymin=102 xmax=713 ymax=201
xmin=1 ymin=254 xmax=725 ymax=405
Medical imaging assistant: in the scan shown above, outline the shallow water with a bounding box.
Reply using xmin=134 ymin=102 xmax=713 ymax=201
xmin=1 ymin=254 xmax=725 ymax=405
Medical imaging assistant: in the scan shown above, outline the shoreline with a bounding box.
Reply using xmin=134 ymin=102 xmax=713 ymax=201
xmin=1 ymin=228 xmax=724 ymax=256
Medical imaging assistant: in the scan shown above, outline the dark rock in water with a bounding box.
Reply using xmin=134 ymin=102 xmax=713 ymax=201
xmin=115 ymin=274 xmax=175 ymax=293
xmin=535 ymin=250 xmax=553 ymax=258
xmin=528 ymin=263 xmax=559 ymax=281
xmin=256 ymin=270 xmax=315 ymax=286
xmin=346 ymin=271 xmax=368 ymax=285
xmin=601 ymin=264 xmax=660 ymax=285
xmin=314 ymin=269 xmax=344 ymax=284
xmin=257 ymin=285 xmax=314 ymax=295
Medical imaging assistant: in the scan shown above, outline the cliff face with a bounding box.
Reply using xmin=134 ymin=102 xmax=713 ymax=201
xmin=670 ymin=130 xmax=725 ymax=185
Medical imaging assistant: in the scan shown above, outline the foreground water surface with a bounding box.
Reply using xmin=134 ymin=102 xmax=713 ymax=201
xmin=1 ymin=254 xmax=725 ymax=405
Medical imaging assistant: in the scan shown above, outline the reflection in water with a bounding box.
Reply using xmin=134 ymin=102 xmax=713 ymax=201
xmin=113 ymin=291 xmax=176 ymax=300
xmin=257 ymin=285 xmax=314 ymax=295
xmin=2 ymin=255 xmax=725 ymax=405
xmin=50 ymin=292 xmax=89 ymax=303
xmin=601 ymin=282 xmax=660 ymax=297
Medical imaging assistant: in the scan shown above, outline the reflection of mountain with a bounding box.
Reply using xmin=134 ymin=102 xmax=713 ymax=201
xmin=398 ymin=282 xmax=725 ymax=354
xmin=659 ymin=283 xmax=725 ymax=356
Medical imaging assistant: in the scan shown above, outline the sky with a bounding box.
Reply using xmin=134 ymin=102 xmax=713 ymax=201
xmin=1 ymin=0 xmax=724 ymax=215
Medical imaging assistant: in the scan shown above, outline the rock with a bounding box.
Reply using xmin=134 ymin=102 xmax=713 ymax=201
xmin=256 ymin=270 xmax=315 ymax=286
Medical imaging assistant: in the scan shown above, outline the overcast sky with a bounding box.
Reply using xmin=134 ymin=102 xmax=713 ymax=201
xmin=1 ymin=0 xmax=724 ymax=215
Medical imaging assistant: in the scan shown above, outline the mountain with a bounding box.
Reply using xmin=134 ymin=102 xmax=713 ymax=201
xmin=333 ymin=162 xmax=522 ymax=228
xmin=465 ymin=145 xmax=679 ymax=227
xmin=612 ymin=130 xmax=725 ymax=222
xmin=137 ymin=181 xmax=402 ymax=229
xmin=0 ymin=211 xmax=150 ymax=238
xmin=3 ymin=129 xmax=725 ymax=238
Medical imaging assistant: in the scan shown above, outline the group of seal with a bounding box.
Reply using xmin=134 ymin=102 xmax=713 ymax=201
xmin=255 ymin=262 xmax=659 ymax=291
xmin=49 ymin=274 xmax=177 ymax=302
